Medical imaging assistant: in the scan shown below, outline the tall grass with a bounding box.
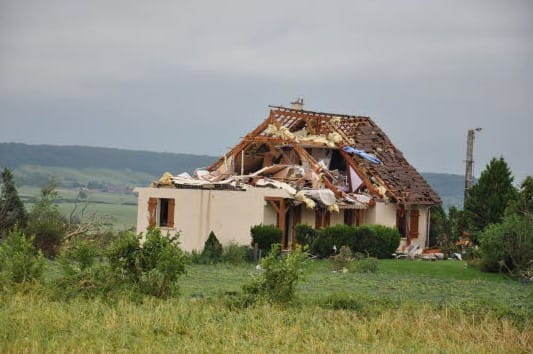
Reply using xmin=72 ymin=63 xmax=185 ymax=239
xmin=0 ymin=292 xmax=530 ymax=353
xmin=1 ymin=260 xmax=531 ymax=353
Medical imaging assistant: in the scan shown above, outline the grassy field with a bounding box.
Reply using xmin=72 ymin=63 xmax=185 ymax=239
xmin=1 ymin=260 xmax=531 ymax=353
xmin=18 ymin=186 xmax=137 ymax=230
xmin=13 ymin=165 xmax=156 ymax=188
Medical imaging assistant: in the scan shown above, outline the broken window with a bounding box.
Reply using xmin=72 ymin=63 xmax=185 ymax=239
xmin=148 ymin=197 xmax=175 ymax=228
xmin=396 ymin=207 xmax=419 ymax=238
xmin=396 ymin=207 xmax=407 ymax=237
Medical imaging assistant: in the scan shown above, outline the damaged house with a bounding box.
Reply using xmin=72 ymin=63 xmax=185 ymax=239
xmin=135 ymin=101 xmax=441 ymax=252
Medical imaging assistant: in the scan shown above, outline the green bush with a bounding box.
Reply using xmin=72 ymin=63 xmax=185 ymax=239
xmin=222 ymin=242 xmax=249 ymax=264
xmin=52 ymin=262 xmax=113 ymax=300
xmin=26 ymin=180 xmax=65 ymax=258
xmin=329 ymin=245 xmax=353 ymax=272
xmin=310 ymin=224 xmax=400 ymax=259
xmin=62 ymin=239 xmax=100 ymax=271
xmin=478 ymin=213 xmax=533 ymax=275
xmin=352 ymin=226 xmax=375 ymax=255
xmin=0 ymin=228 xmax=44 ymax=284
xmin=105 ymin=229 xmax=188 ymax=298
xmin=295 ymin=223 xmax=318 ymax=248
xmin=361 ymin=225 xmax=401 ymax=259
xmin=250 ymin=224 xmax=282 ymax=254
xmin=243 ymin=244 xmax=307 ymax=303
xmin=311 ymin=224 xmax=356 ymax=258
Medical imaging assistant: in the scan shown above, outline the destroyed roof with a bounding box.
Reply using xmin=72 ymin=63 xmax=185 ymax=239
xmin=208 ymin=106 xmax=441 ymax=206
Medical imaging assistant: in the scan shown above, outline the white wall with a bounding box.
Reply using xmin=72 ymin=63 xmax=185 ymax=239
xmin=135 ymin=187 xmax=289 ymax=252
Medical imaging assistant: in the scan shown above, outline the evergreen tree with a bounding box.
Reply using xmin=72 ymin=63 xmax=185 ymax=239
xmin=464 ymin=157 xmax=517 ymax=232
xmin=506 ymin=176 xmax=533 ymax=216
xmin=428 ymin=205 xmax=447 ymax=247
xmin=201 ymin=231 xmax=223 ymax=262
xmin=0 ymin=168 xmax=28 ymax=238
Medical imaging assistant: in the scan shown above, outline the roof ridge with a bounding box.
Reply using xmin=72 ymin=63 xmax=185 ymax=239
xmin=268 ymin=105 xmax=370 ymax=120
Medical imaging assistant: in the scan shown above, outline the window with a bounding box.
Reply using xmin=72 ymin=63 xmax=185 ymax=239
xmin=344 ymin=209 xmax=355 ymax=226
xmin=396 ymin=207 xmax=407 ymax=237
xmin=396 ymin=207 xmax=419 ymax=239
xmin=148 ymin=197 xmax=175 ymax=228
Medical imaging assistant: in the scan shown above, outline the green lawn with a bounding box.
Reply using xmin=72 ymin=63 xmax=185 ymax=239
xmin=181 ymin=260 xmax=532 ymax=323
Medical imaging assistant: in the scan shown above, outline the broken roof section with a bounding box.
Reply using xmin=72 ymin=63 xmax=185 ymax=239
xmin=205 ymin=105 xmax=441 ymax=206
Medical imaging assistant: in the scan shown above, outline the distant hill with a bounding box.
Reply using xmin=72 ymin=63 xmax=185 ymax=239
xmin=0 ymin=143 xmax=216 ymax=188
xmin=0 ymin=142 xmax=464 ymax=209
xmin=0 ymin=143 xmax=216 ymax=176
xmin=421 ymin=172 xmax=464 ymax=210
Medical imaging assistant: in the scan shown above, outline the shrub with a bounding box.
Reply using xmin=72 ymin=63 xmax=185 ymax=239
xmin=478 ymin=213 xmax=533 ymax=275
xmin=329 ymin=245 xmax=353 ymax=271
xmin=311 ymin=224 xmax=356 ymax=258
xmin=106 ymin=229 xmax=188 ymax=298
xmin=138 ymin=229 xmax=188 ymax=298
xmin=107 ymin=230 xmax=141 ymax=281
xmin=352 ymin=226 xmax=375 ymax=255
xmin=364 ymin=225 xmax=401 ymax=259
xmin=222 ymin=242 xmax=249 ymax=265
xmin=310 ymin=229 xmax=333 ymax=258
xmin=243 ymin=244 xmax=307 ymax=303
xmin=295 ymin=224 xmax=318 ymax=248
xmin=62 ymin=239 xmax=100 ymax=271
xmin=53 ymin=261 xmax=113 ymax=300
xmin=250 ymin=224 xmax=282 ymax=254
xmin=26 ymin=180 xmax=65 ymax=258
xmin=201 ymin=231 xmax=223 ymax=263
xmin=0 ymin=228 xmax=44 ymax=284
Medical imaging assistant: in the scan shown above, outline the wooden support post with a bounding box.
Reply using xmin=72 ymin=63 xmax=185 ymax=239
xmin=266 ymin=197 xmax=290 ymax=250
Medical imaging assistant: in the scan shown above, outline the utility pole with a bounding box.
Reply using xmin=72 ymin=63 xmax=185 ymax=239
xmin=464 ymin=128 xmax=482 ymax=205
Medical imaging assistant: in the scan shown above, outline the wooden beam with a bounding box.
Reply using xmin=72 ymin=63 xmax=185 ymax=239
xmin=338 ymin=148 xmax=380 ymax=197
xmin=265 ymin=197 xmax=290 ymax=249
xmin=208 ymin=113 xmax=276 ymax=172
xmin=292 ymin=144 xmax=343 ymax=197
xmin=279 ymin=198 xmax=287 ymax=249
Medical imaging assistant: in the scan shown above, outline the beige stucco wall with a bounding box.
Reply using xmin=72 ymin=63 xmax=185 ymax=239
xmin=136 ymin=187 xmax=432 ymax=252
xmin=135 ymin=187 xmax=289 ymax=252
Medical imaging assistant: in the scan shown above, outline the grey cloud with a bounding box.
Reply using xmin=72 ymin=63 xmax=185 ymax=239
xmin=0 ymin=0 xmax=531 ymax=181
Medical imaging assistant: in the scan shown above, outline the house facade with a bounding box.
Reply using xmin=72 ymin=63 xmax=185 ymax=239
xmin=135 ymin=103 xmax=440 ymax=252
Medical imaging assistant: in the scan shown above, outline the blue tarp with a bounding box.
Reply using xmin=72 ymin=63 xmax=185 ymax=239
xmin=343 ymin=146 xmax=381 ymax=164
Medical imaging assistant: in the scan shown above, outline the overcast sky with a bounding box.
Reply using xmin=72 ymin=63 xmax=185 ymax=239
xmin=1 ymin=0 xmax=532 ymax=182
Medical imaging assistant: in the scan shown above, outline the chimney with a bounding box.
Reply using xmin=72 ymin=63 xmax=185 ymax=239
xmin=290 ymin=98 xmax=304 ymax=110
